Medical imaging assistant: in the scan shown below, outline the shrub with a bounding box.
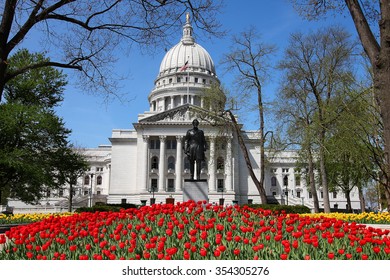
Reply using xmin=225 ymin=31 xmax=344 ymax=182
xmin=245 ymin=204 xmax=311 ymax=214
xmin=74 ymin=203 xmax=139 ymax=213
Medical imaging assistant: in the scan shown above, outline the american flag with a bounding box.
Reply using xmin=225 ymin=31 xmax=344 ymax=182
xmin=180 ymin=60 xmax=189 ymax=71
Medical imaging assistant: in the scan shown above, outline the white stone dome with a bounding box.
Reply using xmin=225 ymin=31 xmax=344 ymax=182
xmin=157 ymin=14 xmax=216 ymax=77
xmin=158 ymin=42 xmax=216 ymax=76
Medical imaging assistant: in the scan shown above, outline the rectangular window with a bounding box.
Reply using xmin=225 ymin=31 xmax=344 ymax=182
xmin=217 ymin=179 xmax=224 ymax=192
xmin=271 ymin=168 xmax=277 ymax=173
xmin=149 ymin=139 xmax=161 ymax=149
xmin=333 ymin=192 xmax=337 ymax=199
xmin=167 ymin=139 xmax=177 ymax=149
xmin=320 ymin=191 xmax=324 ymax=199
xmin=309 ymin=192 xmax=312 ymax=199
xmin=169 ymin=78 xmax=172 ymax=83
xmin=167 ymin=179 xmax=175 ymax=192
xmin=296 ymin=191 xmax=301 ymax=198
xmin=202 ymin=79 xmax=206 ymax=84
xmin=195 ymin=77 xmax=199 ymax=83
xmin=177 ymin=77 xmax=181 ymax=83
xmin=282 ymin=168 xmax=289 ymax=173
xmin=151 ymin=179 xmax=158 ymax=192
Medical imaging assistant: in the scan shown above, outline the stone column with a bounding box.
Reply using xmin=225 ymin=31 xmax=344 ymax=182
xmin=176 ymin=136 xmax=183 ymax=191
xmin=141 ymin=135 xmax=149 ymax=192
xmin=181 ymin=95 xmax=184 ymax=106
xmin=170 ymin=96 xmax=174 ymax=109
xmin=225 ymin=136 xmax=233 ymax=192
xmin=158 ymin=136 xmax=166 ymax=191
xmin=201 ymin=97 xmax=204 ymax=108
xmin=161 ymin=98 xmax=165 ymax=111
xmin=208 ymin=136 xmax=216 ymax=191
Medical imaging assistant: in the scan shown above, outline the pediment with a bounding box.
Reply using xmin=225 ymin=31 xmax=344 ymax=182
xmin=137 ymin=104 xmax=227 ymax=125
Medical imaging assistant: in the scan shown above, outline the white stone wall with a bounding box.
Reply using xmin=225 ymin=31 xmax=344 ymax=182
xmin=107 ymin=130 xmax=138 ymax=204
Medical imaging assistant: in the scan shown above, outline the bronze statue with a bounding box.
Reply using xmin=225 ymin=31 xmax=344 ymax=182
xmin=184 ymin=119 xmax=207 ymax=180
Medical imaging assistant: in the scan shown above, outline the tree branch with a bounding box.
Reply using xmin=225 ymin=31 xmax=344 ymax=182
xmin=5 ymin=61 xmax=82 ymax=82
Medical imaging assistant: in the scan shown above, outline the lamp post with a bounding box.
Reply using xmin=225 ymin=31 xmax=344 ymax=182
xmin=149 ymin=186 xmax=155 ymax=205
xmin=283 ymin=175 xmax=288 ymax=206
xmin=219 ymin=187 xmax=225 ymax=206
xmin=89 ymin=173 xmax=94 ymax=207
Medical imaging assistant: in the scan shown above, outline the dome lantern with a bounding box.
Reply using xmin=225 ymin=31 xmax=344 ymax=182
xmin=182 ymin=12 xmax=195 ymax=45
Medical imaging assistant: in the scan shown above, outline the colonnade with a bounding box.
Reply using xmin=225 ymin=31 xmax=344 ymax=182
xmin=150 ymin=94 xmax=205 ymax=111
xmin=140 ymin=135 xmax=234 ymax=193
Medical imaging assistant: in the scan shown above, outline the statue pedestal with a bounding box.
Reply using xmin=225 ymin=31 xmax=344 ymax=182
xmin=183 ymin=179 xmax=208 ymax=203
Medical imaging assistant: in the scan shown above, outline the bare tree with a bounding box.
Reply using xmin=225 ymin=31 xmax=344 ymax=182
xmin=290 ymin=0 xmax=390 ymax=211
xmin=221 ymin=26 xmax=276 ymax=204
xmin=0 ymin=0 xmax=223 ymax=101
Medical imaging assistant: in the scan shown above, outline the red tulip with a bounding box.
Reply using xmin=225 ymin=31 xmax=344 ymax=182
xmin=200 ymin=248 xmax=207 ymax=257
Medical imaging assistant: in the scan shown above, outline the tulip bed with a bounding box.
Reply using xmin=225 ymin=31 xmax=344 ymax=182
xmin=302 ymin=212 xmax=390 ymax=224
xmin=0 ymin=213 xmax=73 ymax=225
xmin=1 ymin=201 xmax=390 ymax=260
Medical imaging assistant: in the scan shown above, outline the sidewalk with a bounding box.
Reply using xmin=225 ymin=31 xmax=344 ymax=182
xmin=363 ymin=224 xmax=390 ymax=232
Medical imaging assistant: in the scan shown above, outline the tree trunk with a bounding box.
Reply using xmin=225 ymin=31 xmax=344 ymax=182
xmin=345 ymin=0 xmax=390 ymax=210
xmin=307 ymin=147 xmax=320 ymax=212
xmin=374 ymin=61 xmax=390 ymax=209
xmin=258 ymin=87 xmax=266 ymax=205
xmin=345 ymin=189 xmax=352 ymax=213
xmin=319 ymin=129 xmax=331 ymax=212
xmin=0 ymin=0 xmax=17 ymax=101
xmin=358 ymin=184 xmax=366 ymax=213
xmin=68 ymin=183 xmax=73 ymax=212
xmin=227 ymin=110 xmax=268 ymax=204
xmin=384 ymin=179 xmax=390 ymax=208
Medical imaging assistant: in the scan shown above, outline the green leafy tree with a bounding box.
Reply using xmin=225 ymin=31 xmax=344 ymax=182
xmin=325 ymin=85 xmax=378 ymax=212
xmin=274 ymin=72 xmax=321 ymax=212
xmin=0 ymin=49 xmax=87 ymax=204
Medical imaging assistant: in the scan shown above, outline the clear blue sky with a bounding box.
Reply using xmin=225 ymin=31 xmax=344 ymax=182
xmin=53 ymin=0 xmax=358 ymax=148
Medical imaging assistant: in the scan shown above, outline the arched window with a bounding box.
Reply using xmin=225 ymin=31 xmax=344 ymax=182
xmin=84 ymin=176 xmax=90 ymax=185
xmin=151 ymin=156 xmax=159 ymax=170
xmin=97 ymin=175 xmax=102 ymax=185
xmin=167 ymin=156 xmax=175 ymax=170
xmin=217 ymin=157 xmax=224 ymax=170
xmin=271 ymin=176 xmax=277 ymax=187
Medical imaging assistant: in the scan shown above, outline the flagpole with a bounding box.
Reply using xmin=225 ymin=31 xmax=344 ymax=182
xmin=187 ymin=68 xmax=189 ymax=104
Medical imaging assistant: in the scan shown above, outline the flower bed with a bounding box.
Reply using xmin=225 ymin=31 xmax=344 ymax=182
xmin=1 ymin=201 xmax=389 ymax=260
xmin=302 ymin=212 xmax=390 ymax=224
xmin=0 ymin=213 xmax=72 ymax=225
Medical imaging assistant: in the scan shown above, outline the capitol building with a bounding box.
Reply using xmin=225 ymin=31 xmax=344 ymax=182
xmin=8 ymin=15 xmax=360 ymax=213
